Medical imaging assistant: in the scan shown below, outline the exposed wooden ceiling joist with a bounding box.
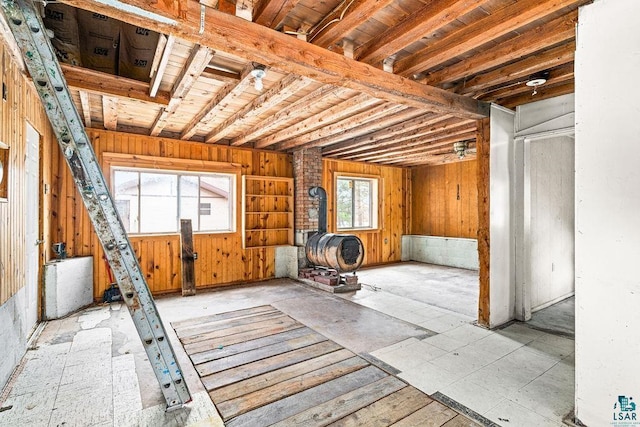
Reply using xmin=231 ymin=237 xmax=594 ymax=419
xmin=309 ymin=0 xmax=396 ymax=49
xmin=394 ymin=0 xmax=583 ymax=77
xmin=354 ymin=0 xmax=480 ymax=66
xmin=423 ymin=11 xmax=577 ymax=87
xmin=254 ymin=0 xmax=301 ymax=28
xmin=344 ymin=118 xmax=476 ymax=160
xmin=79 ymin=90 xmax=91 ymax=128
xmin=60 ymin=64 xmax=171 ymax=105
xmin=458 ymin=42 xmax=575 ymax=96
xmin=479 ymin=63 xmax=574 ymax=102
xmin=180 ymin=64 xmax=255 ymax=140
xmin=290 ymin=107 xmax=423 ymax=151
xmin=151 ymin=44 xmax=215 ymax=136
xmin=230 ymin=84 xmax=346 ymax=146
xmin=254 ymin=93 xmax=381 ymax=148
xmin=59 ymin=0 xmax=490 ymax=119
xmin=102 ymin=96 xmax=119 ymax=130
xmin=500 ymin=81 xmax=575 ymax=110
xmin=274 ymin=102 xmax=406 ymax=151
xmin=322 ymin=113 xmax=448 ymax=156
xmin=209 ymin=74 xmax=313 ymax=143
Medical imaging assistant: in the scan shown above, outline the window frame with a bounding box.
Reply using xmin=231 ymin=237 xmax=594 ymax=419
xmin=334 ymin=173 xmax=380 ymax=231
xmin=103 ymin=153 xmax=241 ymax=236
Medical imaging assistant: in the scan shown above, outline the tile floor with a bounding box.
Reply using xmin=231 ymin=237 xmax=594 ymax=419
xmin=0 ymin=269 xmax=575 ymax=427
xmin=341 ymin=286 xmax=575 ymax=427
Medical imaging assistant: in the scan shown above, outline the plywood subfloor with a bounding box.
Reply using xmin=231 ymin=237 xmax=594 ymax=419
xmin=172 ymin=305 xmax=480 ymax=426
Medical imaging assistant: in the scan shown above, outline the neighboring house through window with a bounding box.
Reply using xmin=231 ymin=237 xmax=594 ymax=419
xmin=336 ymin=175 xmax=378 ymax=230
xmin=112 ymin=168 xmax=235 ymax=234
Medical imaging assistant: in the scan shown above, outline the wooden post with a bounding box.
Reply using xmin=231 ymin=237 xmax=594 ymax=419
xmin=476 ymin=117 xmax=490 ymax=327
xmin=180 ymin=219 xmax=196 ymax=296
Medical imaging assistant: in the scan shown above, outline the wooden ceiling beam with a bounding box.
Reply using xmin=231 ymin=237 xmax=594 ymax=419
xmin=310 ymin=0 xmax=396 ymax=49
xmin=322 ymin=112 xmax=446 ymax=156
xmin=458 ymin=42 xmax=575 ymax=96
xmin=394 ymin=0 xmax=585 ymax=77
xmin=201 ymin=67 xmax=242 ymax=83
xmin=79 ymin=90 xmax=92 ymax=128
xmin=149 ymin=34 xmax=175 ymax=97
xmin=423 ymin=11 xmax=577 ymax=87
xmin=60 ymin=64 xmax=171 ymax=105
xmin=254 ymin=0 xmax=302 ymax=28
xmin=180 ymin=64 xmax=254 ymax=140
xmin=59 ymin=0 xmax=489 ymax=119
xmin=102 ymin=96 xmax=118 ymax=131
xmin=230 ymin=85 xmax=347 ymax=146
xmin=479 ymin=63 xmax=574 ymax=102
xmin=355 ymin=0 xmax=480 ymax=66
xmin=292 ymin=107 xmax=423 ymax=151
xmin=151 ymin=44 xmax=215 ymax=136
xmin=209 ymin=74 xmax=313 ymax=144
xmin=254 ymin=93 xmax=381 ymax=148
xmin=348 ymin=129 xmax=476 ymax=162
xmin=274 ymin=103 xmax=406 ymax=151
xmin=500 ymin=81 xmax=575 ymax=110
xmin=387 ymin=151 xmax=476 ymax=167
xmin=346 ymin=120 xmax=476 ymax=160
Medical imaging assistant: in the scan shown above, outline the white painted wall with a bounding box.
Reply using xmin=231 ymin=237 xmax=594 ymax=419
xmin=0 ymin=288 xmax=31 ymax=389
xmin=489 ymin=104 xmax=516 ymax=328
xmin=401 ymin=235 xmax=478 ymax=270
xmin=514 ymin=94 xmax=575 ymax=320
xmin=528 ymin=136 xmax=574 ymax=311
xmin=274 ymin=246 xmax=299 ymax=279
xmin=43 ymin=257 xmax=94 ymax=320
xmin=575 ymin=0 xmax=640 ymax=424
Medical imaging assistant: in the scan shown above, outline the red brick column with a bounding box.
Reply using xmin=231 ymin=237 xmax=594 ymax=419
xmin=293 ymin=147 xmax=322 ymax=246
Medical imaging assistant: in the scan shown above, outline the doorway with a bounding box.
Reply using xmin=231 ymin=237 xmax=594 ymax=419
xmin=516 ymin=131 xmax=575 ymax=332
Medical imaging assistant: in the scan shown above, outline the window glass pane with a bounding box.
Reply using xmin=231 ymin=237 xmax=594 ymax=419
xmin=200 ymin=175 xmax=232 ymax=231
xmin=113 ymin=170 xmax=139 ymax=233
xmin=336 ymin=178 xmax=353 ymax=229
xmin=179 ymin=175 xmax=199 ymax=230
xmin=354 ymin=180 xmax=371 ymax=228
xmin=140 ymin=173 xmax=177 ymax=233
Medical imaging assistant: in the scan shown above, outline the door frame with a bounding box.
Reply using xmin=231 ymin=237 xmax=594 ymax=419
xmin=514 ymin=127 xmax=575 ymax=321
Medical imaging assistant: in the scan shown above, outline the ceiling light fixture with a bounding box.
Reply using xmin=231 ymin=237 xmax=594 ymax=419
xmin=250 ymin=63 xmax=267 ymax=91
xmin=526 ymin=71 xmax=550 ymax=96
xmin=453 ymin=141 xmax=468 ymax=159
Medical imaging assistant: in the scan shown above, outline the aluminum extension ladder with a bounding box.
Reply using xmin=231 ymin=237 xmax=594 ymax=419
xmin=0 ymin=0 xmax=191 ymax=410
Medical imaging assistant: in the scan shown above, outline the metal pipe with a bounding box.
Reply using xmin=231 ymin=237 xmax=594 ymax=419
xmin=309 ymin=186 xmax=327 ymax=233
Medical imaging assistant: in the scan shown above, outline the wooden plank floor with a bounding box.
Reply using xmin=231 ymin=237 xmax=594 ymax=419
xmin=173 ymin=305 xmax=481 ymax=427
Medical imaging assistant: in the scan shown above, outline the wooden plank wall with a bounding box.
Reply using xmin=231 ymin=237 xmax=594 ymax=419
xmin=0 ymin=42 xmax=55 ymax=305
xmin=50 ymin=129 xmax=293 ymax=299
xmin=411 ymin=160 xmax=478 ymax=239
xmin=322 ymin=159 xmax=410 ymax=266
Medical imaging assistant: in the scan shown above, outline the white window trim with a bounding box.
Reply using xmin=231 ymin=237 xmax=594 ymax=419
xmin=111 ymin=166 xmax=237 ymax=236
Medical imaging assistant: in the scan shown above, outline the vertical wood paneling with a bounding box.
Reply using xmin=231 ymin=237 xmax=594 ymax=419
xmin=411 ymin=160 xmax=478 ymax=239
xmin=50 ymin=129 xmax=293 ymax=299
xmin=321 ymin=159 xmax=408 ymax=266
xmin=0 ymin=42 xmax=55 ymax=307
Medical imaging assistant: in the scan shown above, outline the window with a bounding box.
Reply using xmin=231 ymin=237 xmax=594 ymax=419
xmin=112 ymin=168 xmax=235 ymax=234
xmin=336 ymin=176 xmax=378 ymax=230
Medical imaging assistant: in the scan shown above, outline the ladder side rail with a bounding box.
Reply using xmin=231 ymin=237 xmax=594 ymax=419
xmin=1 ymin=0 xmax=191 ymax=409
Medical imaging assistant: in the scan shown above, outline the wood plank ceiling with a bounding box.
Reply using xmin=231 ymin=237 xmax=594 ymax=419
xmin=49 ymin=0 xmax=586 ymax=166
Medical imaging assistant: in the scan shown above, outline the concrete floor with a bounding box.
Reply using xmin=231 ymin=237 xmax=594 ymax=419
xmin=356 ymin=261 xmax=479 ymax=318
xmin=0 ymin=265 xmax=575 ymax=427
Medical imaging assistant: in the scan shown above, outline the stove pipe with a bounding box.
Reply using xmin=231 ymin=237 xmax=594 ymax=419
xmin=309 ymin=186 xmax=327 ymax=234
